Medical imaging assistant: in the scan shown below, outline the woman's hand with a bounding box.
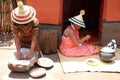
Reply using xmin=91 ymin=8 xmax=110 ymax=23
xmin=16 ymin=51 xmax=23 ymax=60
xmin=85 ymin=34 xmax=91 ymax=41
xmin=34 ymin=18 xmax=39 ymax=26
xmin=78 ymin=34 xmax=91 ymax=44
xmin=25 ymin=51 xmax=33 ymax=60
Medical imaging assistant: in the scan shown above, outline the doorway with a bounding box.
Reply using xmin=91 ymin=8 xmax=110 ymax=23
xmin=63 ymin=0 xmax=101 ymax=44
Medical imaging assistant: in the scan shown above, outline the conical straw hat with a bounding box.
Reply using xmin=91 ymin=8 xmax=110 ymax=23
xmin=11 ymin=1 xmax=36 ymax=24
xmin=69 ymin=10 xmax=85 ymax=28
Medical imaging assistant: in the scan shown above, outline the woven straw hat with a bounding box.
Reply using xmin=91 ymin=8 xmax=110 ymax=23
xmin=69 ymin=10 xmax=85 ymax=28
xmin=11 ymin=1 xmax=36 ymax=24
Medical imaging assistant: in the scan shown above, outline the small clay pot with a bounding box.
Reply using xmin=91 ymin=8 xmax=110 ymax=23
xmin=99 ymin=47 xmax=115 ymax=62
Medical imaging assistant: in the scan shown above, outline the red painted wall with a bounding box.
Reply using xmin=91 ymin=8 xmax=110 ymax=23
xmin=103 ymin=0 xmax=120 ymax=21
xmin=26 ymin=0 xmax=63 ymax=25
xmin=27 ymin=0 xmax=120 ymax=24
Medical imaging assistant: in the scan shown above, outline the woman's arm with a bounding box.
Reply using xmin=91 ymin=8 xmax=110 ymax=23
xmin=78 ymin=34 xmax=91 ymax=44
xmin=65 ymin=26 xmax=91 ymax=46
xmin=25 ymin=28 xmax=38 ymax=59
xmin=14 ymin=32 xmax=21 ymax=53
xmin=26 ymin=18 xmax=39 ymax=59
xmin=30 ymin=29 xmax=38 ymax=55
xmin=11 ymin=25 xmax=22 ymax=60
xmin=64 ymin=26 xmax=79 ymax=45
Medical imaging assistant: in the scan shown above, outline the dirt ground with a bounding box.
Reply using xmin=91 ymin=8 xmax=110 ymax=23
xmin=0 ymin=32 xmax=14 ymax=47
xmin=0 ymin=32 xmax=120 ymax=80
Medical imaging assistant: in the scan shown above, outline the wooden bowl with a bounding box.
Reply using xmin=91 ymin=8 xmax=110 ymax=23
xmin=29 ymin=68 xmax=46 ymax=78
xmin=37 ymin=57 xmax=54 ymax=68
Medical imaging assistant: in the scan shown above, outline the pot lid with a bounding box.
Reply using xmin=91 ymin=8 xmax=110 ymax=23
xmin=100 ymin=47 xmax=115 ymax=52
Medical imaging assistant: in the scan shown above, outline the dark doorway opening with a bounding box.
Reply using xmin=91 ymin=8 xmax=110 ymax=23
xmin=63 ymin=0 xmax=101 ymax=44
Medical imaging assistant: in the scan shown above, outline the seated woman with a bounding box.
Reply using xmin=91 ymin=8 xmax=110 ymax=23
xmin=59 ymin=10 xmax=99 ymax=57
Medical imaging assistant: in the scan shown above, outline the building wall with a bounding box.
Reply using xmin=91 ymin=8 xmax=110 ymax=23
xmin=26 ymin=0 xmax=63 ymax=51
xmin=26 ymin=0 xmax=120 ymax=45
xmin=26 ymin=0 xmax=120 ymax=24
xmin=26 ymin=0 xmax=63 ymax=25
xmin=103 ymin=0 xmax=120 ymax=21
xmin=101 ymin=0 xmax=120 ymax=45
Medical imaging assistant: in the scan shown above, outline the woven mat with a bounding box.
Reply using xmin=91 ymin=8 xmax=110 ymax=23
xmin=58 ymin=49 xmax=120 ymax=73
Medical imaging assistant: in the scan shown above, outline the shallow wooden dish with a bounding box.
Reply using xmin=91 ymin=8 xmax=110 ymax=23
xmin=37 ymin=57 xmax=54 ymax=68
xmin=29 ymin=68 xmax=46 ymax=78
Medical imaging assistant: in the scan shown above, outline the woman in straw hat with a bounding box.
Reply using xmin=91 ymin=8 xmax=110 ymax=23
xmin=11 ymin=1 xmax=40 ymax=60
xmin=59 ymin=10 xmax=100 ymax=57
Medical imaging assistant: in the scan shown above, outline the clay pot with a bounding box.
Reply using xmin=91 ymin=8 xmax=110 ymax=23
xmin=99 ymin=47 xmax=115 ymax=62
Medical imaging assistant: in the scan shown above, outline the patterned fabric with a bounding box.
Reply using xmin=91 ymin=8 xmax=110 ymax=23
xmin=69 ymin=17 xmax=85 ymax=28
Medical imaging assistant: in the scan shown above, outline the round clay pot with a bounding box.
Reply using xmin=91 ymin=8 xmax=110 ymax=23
xmin=99 ymin=47 xmax=115 ymax=62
